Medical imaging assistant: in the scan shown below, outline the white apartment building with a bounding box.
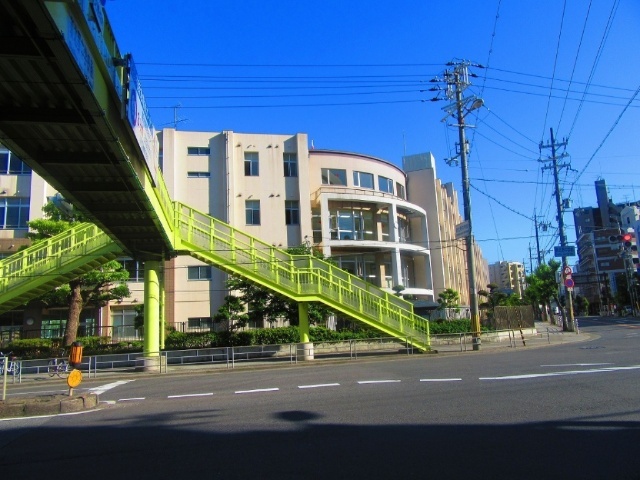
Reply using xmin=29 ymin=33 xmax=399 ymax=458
xmin=1 ymin=132 xmax=490 ymax=335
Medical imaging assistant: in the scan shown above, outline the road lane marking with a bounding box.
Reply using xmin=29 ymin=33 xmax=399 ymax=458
xmin=298 ymin=383 xmax=340 ymax=389
xmin=480 ymin=364 xmax=640 ymax=381
xmin=118 ymin=397 xmax=146 ymax=402
xmin=420 ymin=378 xmax=462 ymax=382
xmin=235 ymin=388 xmax=279 ymax=394
xmin=167 ymin=393 xmax=213 ymax=399
xmin=540 ymin=363 xmax=613 ymax=367
xmin=88 ymin=380 xmax=134 ymax=396
xmin=357 ymin=380 xmax=401 ymax=384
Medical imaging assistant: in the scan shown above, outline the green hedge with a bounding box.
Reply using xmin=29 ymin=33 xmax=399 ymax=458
xmin=9 ymin=323 xmax=440 ymax=359
xmin=428 ymin=319 xmax=490 ymax=335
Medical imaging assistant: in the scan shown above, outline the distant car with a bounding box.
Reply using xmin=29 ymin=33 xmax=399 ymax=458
xmin=622 ymin=306 xmax=633 ymax=316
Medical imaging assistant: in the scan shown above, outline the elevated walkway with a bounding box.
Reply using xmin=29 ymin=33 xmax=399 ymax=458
xmin=0 ymin=223 xmax=121 ymax=314
xmin=0 ymin=205 xmax=431 ymax=350
xmin=175 ymin=203 xmax=430 ymax=351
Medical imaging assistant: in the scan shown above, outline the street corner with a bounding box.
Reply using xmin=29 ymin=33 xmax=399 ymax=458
xmin=0 ymin=393 xmax=99 ymax=419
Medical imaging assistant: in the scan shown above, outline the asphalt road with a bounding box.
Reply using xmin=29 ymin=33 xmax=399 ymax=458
xmin=1 ymin=317 xmax=639 ymax=479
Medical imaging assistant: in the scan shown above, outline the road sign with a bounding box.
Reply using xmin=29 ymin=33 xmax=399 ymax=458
xmin=554 ymin=246 xmax=576 ymax=258
xmin=564 ymin=278 xmax=575 ymax=289
xmin=455 ymin=221 xmax=470 ymax=239
xmin=563 ymin=266 xmax=573 ymax=276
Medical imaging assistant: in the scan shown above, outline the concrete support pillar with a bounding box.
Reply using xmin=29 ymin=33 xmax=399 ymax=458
xmin=159 ymin=271 xmax=165 ymax=350
xmin=143 ymin=260 xmax=161 ymax=358
xmin=298 ymin=302 xmax=314 ymax=360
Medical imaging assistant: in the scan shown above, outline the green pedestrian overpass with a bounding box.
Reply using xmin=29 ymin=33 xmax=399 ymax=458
xmin=0 ymin=0 xmax=430 ymax=355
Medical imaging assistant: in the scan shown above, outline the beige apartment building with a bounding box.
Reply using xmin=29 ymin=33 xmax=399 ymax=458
xmin=0 ymin=133 xmax=490 ymax=336
xmin=488 ymin=261 xmax=526 ymax=297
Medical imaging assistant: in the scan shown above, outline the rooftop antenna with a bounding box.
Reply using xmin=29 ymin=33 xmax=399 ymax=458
xmin=173 ymin=103 xmax=188 ymax=130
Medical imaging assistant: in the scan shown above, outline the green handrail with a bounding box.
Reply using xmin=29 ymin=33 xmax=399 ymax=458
xmin=174 ymin=202 xmax=430 ymax=350
xmin=0 ymin=223 xmax=121 ymax=314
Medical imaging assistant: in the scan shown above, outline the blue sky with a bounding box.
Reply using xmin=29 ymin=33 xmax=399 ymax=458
xmin=106 ymin=0 xmax=640 ymax=271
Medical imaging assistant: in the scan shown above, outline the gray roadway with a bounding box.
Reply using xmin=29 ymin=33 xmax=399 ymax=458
xmin=0 ymin=317 xmax=639 ymax=479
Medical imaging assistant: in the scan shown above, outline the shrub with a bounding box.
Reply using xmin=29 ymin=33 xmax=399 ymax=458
xmin=6 ymin=338 xmax=53 ymax=358
xmin=253 ymin=326 xmax=299 ymax=345
xmin=75 ymin=336 xmax=110 ymax=351
xmin=429 ymin=319 xmax=490 ymax=335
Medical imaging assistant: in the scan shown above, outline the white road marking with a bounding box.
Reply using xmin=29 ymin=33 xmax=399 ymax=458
xmin=480 ymin=365 xmax=640 ymax=381
xmin=541 ymin=363 xmax=613 ymax=367
xmin=118 ymin=397 xmax=146 ymax=402
xmin=235 ymin=388 xmax=279 ymax=394
xmin=298 ymin=383 xmax=340 ymax=389
xmin=88 ymin=380 xmax=134 ymax=396
xmin=420 ymin=378 xmax=462 ymax=382
xmin=357 ymin=380 xmax=401 ymax=384
xmin=167 ymin=393 xmax=213 ymax=399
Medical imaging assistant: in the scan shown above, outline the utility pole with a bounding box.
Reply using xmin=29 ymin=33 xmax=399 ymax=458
xmin=534 ymin=213 xmax=550 ymax=268
xmin=431 ymin=60 xmax=484 ymax=349
xmin=539 ymin=128 xmax=576 ymax=332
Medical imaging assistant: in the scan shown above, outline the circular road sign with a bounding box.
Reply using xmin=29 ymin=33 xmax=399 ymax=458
xmin=564 ymin=278 xmax=575 ymax=289
xmin=67 ymin=369 xmax=83 ymax=388
xmin=563 ymin=266 xmax=573 ymax=276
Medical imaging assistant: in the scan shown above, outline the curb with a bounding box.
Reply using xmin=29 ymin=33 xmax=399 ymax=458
xmin=0 ymin=393 xmax=98 ymax=419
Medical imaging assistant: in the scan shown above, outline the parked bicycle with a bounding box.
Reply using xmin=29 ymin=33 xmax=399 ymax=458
xmin=0 ymin=351 xmax=21 ymax=376
xmin=48 ymin=350 xmax=70 ymax=378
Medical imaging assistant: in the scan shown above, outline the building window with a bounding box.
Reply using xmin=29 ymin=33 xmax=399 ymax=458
xmin=244 ymin=152 xmax=259 ymax=176
xmin=283 ymin=153 xmax=298 ymax=177
xmin=187 ymin=171 xmax=211 ymax=178
xmin=111 ymin=309 xmax=138 ymax=340
xmin=396 ymin=182 xmax=406 ymax=199
xmin=187 ymin=147 xmax=210 ymax=155
xmin=0 ymin=152 xmax=31 ymax=175
xmin=120 ymin=258 xmax=144 ymax=282
xmin=378 ymin=176 xmax=394 ymax=194
xmin=285 ymin=200 xmax=300 ymax=225
xmin=0 ymin=198 xmax=29 ymax=229
xmin=321 ymin=168 xmax=347 ymax=186
xmin=245 ymin=200 xmax=261 ymax=225
xmin=353 ymin=171 xmax=374 ymax=189
xmin=188 ymin=266 xmax=212 ymax=280
xmin=188 ymin=317 xmax=213 ymax=329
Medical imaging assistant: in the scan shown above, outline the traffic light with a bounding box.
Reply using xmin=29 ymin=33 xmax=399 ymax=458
xmin=622 ymin=232 xmax=633 ymax=248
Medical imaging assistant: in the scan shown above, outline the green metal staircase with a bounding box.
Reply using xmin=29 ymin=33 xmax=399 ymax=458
xmin=0 ymin=204 xmax=430 ymax=350
xmin=174 ymin=203 xmax=430 ymax=351
xmin=0 ymin=224 xmax=122 ymax=314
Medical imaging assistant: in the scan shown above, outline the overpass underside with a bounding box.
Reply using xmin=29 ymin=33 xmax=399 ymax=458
xmin=0 ymin=0 xmax=173 ymax=261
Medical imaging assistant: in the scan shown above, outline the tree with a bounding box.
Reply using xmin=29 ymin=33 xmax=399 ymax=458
xmin=524 ymin=260 xmax=567 ymax=330
xmin=213 ymin=294 xmax=250 ymax=332
xmin=574 ymin=294 xmax=589 ymax=316
xmin=478 ymin=283 xmax=505 ymax=309
xmin=214 ymin=243 xmax=336 ymax=329
xmin=28 ymin=201 xmax=131 ymax=346
xmin=437 ymin=288 xmax=460 ymax=310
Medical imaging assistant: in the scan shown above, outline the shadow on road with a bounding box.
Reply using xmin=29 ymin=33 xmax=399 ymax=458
xmin=1 ymin=407 xmax=639 ymax=479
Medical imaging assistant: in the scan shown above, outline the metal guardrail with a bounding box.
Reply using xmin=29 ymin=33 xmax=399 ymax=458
xmin=4 ymin=327 xmax=581 ymax=386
